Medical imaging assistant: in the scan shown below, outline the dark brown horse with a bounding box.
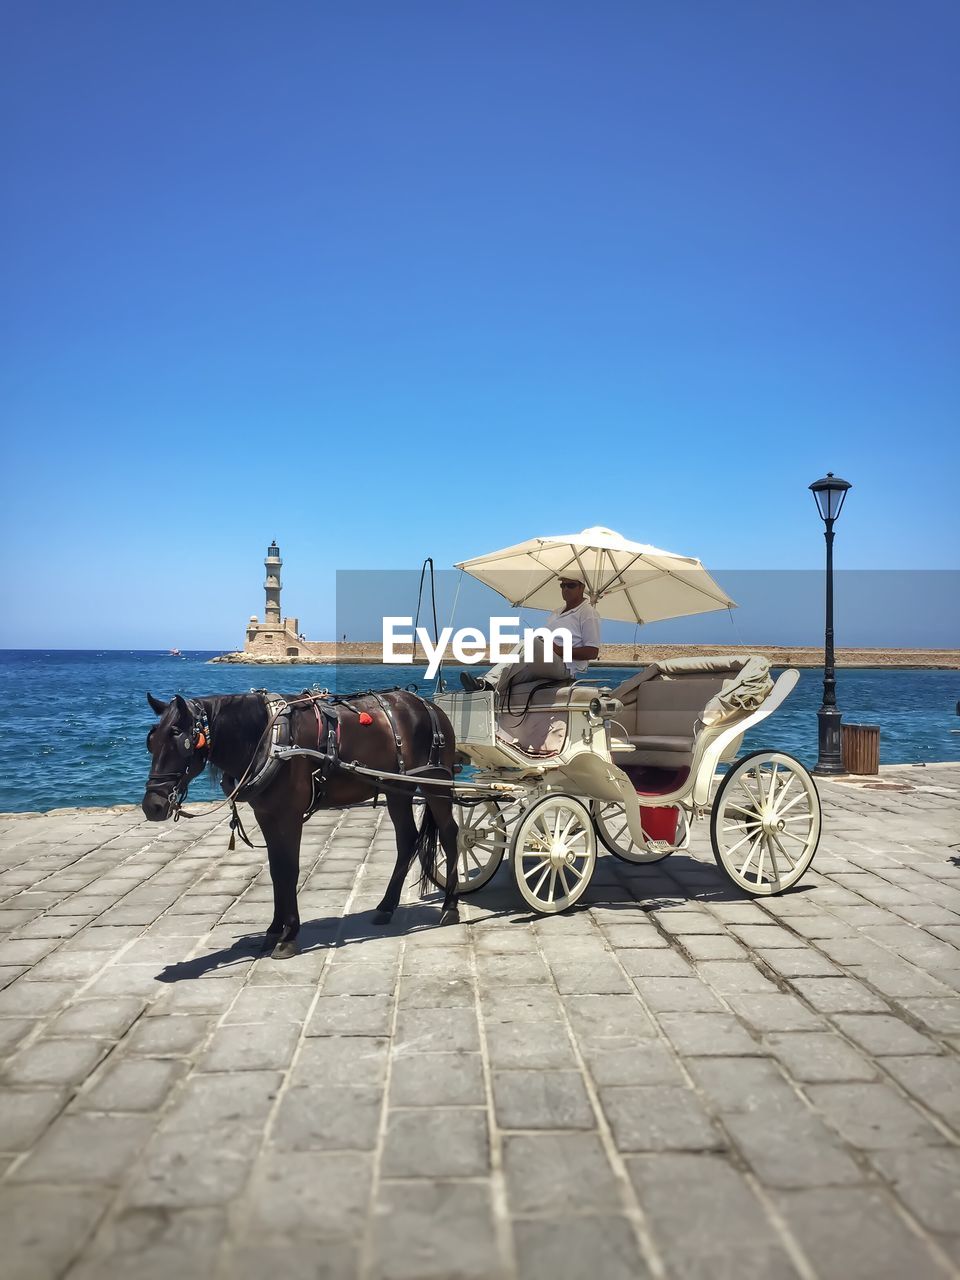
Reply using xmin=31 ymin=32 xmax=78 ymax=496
xmin=141 ymin=689 xmax=460 ymax=957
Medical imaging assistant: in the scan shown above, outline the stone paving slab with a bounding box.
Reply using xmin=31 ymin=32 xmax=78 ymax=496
xmin=0 ymin=764 xmax=959 ymax=1278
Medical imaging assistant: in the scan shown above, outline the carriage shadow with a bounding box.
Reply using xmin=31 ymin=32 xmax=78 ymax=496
xmin=155 ymin=851 xmax=814 ymax=984
xmin=460 ymin=847 xmax=817 ymax=924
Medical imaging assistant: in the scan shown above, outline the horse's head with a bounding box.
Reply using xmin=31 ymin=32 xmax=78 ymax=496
xmin=142 ymin=692 xmax=211 ymax=821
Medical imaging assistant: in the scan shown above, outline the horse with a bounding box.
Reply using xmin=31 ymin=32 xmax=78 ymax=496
xmin=140 ymin=689 xmax=461 ymax=957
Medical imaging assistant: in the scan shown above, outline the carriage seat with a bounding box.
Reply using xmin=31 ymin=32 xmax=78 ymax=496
xmin=611 ymin=655 xmax=773 ymax=769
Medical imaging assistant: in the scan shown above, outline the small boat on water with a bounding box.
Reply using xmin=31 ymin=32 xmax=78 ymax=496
xmin=168 ymin=648 xmax=182 ymax=657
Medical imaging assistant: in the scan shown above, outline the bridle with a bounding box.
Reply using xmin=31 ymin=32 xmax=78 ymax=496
xmin=144 ymin=700 xmax=213 ymax=820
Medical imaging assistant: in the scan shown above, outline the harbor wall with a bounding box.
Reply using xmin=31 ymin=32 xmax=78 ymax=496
xmin=212 ymin=643 xmax=960 ymax=668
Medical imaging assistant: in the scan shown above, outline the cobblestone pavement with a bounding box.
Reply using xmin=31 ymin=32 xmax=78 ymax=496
xmin=1 ymin=763 xmax=959 ymax=1280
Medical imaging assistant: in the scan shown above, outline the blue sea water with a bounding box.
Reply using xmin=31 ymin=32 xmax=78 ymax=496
xmin=0 ymin=651 xmax=957 ymax=813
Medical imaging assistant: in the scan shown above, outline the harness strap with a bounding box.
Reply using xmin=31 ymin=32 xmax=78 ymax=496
xmin=188 ymin=700 xmax=212 ymax=753
xmin=372 ymin=693 xmax=405 ymax=773
xmin=375 ymin=695 xmax=450 ymax=782
xmin=424 ymin=698 xmax=447 ymax=768
xmin=303 ymin=701 xmax=342 ymax=821
xmin=227 ymin=802 xmax=257 ymax=849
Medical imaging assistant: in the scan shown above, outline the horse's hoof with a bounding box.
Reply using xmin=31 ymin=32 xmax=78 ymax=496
xmin=372 ymin=910 xmax=394 ymax=926
xmin=439 ymin=907 xmax=461 ymax=926
xmin=271 ymin=939 xmax=300 ymax=960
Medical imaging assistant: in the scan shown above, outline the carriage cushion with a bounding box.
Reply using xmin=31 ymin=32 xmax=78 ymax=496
xmin=612 ymin=671 xmax=730 ymax=768
xmin=555 ymin=685 xmax=599 ymax=706
xmin=493 ymin=657 xmax=572 ymax=694
xmin=494 ymin=679 xmax=595 ymax=757
xmin=496 ymin=680 xmax=570 ymax=756
xmin=616 ymin=655 xmax=773 ymax=729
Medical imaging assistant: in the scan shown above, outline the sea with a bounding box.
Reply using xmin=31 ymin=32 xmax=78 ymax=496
xmin=0 ymin=650 xmax=957 ymax=814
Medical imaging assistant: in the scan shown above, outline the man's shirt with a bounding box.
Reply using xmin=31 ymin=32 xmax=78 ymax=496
xmin=545 ymin=600 xmax=601 ymax=675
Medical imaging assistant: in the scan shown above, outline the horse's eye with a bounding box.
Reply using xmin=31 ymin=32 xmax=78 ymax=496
xmin=146 ymin=729 xmax=155 ymax=750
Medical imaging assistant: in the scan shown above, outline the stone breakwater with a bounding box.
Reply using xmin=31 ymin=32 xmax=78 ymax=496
xmin=210 ymin=643 xmax=960 ymax=668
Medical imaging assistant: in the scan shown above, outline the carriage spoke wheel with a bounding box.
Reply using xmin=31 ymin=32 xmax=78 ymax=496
xmin=710 ymin=750 xmax=820 ymax=895
xmin=432 ymin=800 xmax=507 ymax=894
xmin=593 ymin=800 xmax=683 ymax=864
xmin=511 ymin=795 xmax=596 ymax=914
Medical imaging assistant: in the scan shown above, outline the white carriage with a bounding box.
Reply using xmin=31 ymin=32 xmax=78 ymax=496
xmin=434 ymin=653 xmax=821 ymax=914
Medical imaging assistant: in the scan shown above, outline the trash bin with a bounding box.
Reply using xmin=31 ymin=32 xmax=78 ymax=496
xmin=842 ymin=724 xmax=880 ymax=775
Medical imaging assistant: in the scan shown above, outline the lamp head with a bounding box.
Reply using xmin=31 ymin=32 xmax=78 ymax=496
xmin=809 ymin=473 xmax=852 ymax=524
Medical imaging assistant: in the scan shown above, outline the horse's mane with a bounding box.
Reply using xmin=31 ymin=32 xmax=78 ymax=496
xmin=210 ymin=691 xmax=269 ymax=736
xmin=203 ymin=692 xmax=270 ymax=776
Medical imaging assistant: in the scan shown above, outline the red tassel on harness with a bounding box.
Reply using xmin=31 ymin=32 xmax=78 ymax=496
xmin=358 ymin=712 xmax=374 ymax=725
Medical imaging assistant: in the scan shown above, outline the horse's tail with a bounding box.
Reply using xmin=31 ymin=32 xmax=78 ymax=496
xmin=414 ymin=804 xmax=442 ymax=893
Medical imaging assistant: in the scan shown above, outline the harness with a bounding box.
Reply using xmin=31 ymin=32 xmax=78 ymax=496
xmin=372 ymin=692 xmax=405 ymax=773
xmin=300 ymin=687 xmax=449 ymax=819
xmin=302 ymin=695 xmax=345 ymax=821
xmin=149 ymin=688 xmax=451 ymax=850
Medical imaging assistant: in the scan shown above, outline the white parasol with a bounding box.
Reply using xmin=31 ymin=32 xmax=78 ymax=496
xmin=455 ymin=526 xmax=735 ymax=625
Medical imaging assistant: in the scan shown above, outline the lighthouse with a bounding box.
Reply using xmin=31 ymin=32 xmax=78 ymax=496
xmin=242 ymin=539 xmax=304 ymax=657
xmin=264 ymin=540 xmax=282 ymax=625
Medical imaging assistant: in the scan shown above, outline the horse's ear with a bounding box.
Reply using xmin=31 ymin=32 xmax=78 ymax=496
xmin=173 ymin=694 xmax=190 ymax=719
xmin=147 ymin=692 xmax=168 ymax=716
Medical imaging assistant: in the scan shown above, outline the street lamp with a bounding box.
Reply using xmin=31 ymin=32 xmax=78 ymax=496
xmin=809 ymin=472 xmax=852 ymax=775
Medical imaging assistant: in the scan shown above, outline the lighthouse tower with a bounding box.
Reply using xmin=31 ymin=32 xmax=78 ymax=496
xmin=264 ymin=540 xmax=282 ymax=625
xmin=243 ymin=539 xmax=303 ymax=657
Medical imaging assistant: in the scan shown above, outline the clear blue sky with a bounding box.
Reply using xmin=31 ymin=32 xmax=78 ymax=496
xmin=2 ymin=1 xmax=957 ymax=648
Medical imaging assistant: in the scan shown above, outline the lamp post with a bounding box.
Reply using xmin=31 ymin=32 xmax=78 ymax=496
xmin=809 ymin=473 xmax=852 ymax=775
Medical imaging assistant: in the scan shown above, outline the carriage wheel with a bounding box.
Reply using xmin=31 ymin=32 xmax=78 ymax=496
xmin=593 ymin=800 xmax=683 ymax=864
xmin=710 ymin=750 xmax=820 ymax=895
xmin=431 ymin=799 xmax=507 ymax=894
xmin=511 ymin=795 xmax=596 ymax=914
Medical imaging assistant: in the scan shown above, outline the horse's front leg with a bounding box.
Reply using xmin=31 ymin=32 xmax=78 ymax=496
xmin=256 ymin=807 xmax=304 ymax=958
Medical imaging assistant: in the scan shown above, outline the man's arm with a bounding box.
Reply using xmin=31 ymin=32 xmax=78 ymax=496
xmin=553 ymin=643 xmax=600 ymax=659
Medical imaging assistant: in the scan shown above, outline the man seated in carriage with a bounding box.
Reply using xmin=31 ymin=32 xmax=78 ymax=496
xmin=460 ymin=576 xmax=601 ymax=692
